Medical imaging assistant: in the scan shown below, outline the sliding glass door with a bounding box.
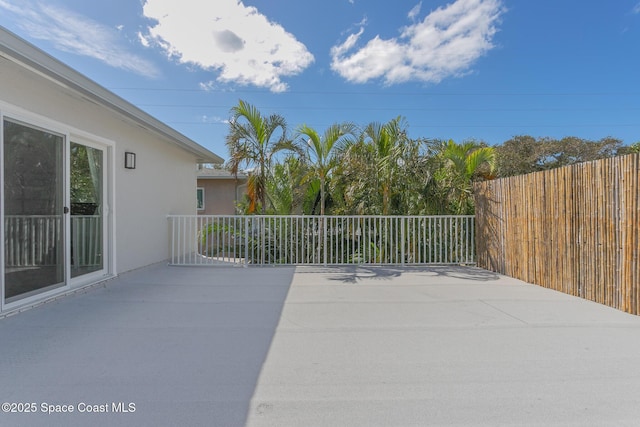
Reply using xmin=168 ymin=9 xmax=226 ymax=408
xmin=70 ymin=142 xmax=104 ymax=278
xmin=3 ymin=119 xmax=65 ymax=302
xmin=2 ymin=118 xmax=108 ymax=306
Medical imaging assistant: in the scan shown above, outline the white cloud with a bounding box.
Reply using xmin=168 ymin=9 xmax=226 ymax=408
xmin=138 ymin=31 xmax=150 ymax=48
xmin=141 ymin=0 xmax=314 ymax=93
xmin=633 ymin=2 xmax=640 ymax=14
xmin=0 ymin=0 xmax=160 ymax=78
xmin=331 ymin=0 xmax=504 ymax=86
xmin=199 ymin=81 xmax=217 ymax=92
xmin=198 ymin=80 xmax=237 ymax=92
xmin=200 ymin=114 xmax=228 ymax=124
xmin=408 ymin=2 xmax=422 ymax=21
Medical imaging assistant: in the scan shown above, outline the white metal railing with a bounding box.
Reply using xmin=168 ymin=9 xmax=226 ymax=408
xmin=4 ymin=215 xmax=102 ymax=268
xmin=168 ymin=215 xmax=475 ymax=266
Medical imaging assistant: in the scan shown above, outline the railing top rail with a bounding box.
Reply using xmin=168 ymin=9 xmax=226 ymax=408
xmin=167 ymin=214 xmax=475 ymax=219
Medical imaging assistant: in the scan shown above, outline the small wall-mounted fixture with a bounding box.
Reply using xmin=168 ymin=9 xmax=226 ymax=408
xmin=124 ymin=152 xmax=136 ymax=169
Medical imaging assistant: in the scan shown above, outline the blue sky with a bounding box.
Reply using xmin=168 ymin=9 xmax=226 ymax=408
xmin=1 ymin=0 xmax=639 ymax=160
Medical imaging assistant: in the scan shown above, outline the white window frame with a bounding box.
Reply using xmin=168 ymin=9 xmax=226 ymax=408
xmin=197 ymin=187 xmax=205 ymax=211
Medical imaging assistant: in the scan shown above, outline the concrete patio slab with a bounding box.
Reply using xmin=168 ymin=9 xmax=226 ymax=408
xmin=1 ymin=264 xmax=640 ymax=426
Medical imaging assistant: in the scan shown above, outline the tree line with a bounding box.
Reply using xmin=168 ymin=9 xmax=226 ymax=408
xmin=224 ymin=100 xmax=638 ymax=216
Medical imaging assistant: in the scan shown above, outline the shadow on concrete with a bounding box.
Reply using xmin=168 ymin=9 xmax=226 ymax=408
xmin=314 ymin=265 xmax=501 ymax=284
xmin=0 ymin=264 xmax=295 ymax=427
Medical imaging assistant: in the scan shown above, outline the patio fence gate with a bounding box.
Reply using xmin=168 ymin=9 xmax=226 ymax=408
xmin=167 ymin=215 xmax=475 ymax=266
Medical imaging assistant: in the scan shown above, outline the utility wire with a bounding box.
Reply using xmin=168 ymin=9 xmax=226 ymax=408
xmin=109 ymin=87 xmax=640 ymax=97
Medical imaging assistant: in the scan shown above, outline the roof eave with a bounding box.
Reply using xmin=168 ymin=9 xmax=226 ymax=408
xmin=0 ymin=28 xmax=223 ymax=164
xmin=197 ymin=175 xmax=248 ymax=180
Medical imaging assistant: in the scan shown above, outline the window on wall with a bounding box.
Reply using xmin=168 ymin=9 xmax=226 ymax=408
xmin=197 ymin=187 xmax=204 ymax=210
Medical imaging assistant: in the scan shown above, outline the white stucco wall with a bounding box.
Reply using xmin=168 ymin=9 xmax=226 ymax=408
xmin=115 ymin=137 xmax=196 ymax=272
xmin=0 ymin=57 xmax=199 ymax=274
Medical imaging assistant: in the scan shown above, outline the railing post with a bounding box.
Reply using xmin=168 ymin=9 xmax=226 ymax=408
xmin=244 ymin=216 xmax=249 ymax=267
xmin=323 ymin=216 xmax=328 ymax=266
xmin=170 ymin=216 xmax=174 ymax=265
xmin=401 ymin=217 xmax=405 ymax=266
xmin=471 ymin=215 xmax=476 ymax=264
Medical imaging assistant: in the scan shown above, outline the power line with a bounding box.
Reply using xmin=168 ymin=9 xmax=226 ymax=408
xmin=140 ymin=104 xmax=640 ymax=113
xmin=109 ymin=87 xmax=640 ymax=97
xmin=168 ymin=121 xmax=640 ymax=129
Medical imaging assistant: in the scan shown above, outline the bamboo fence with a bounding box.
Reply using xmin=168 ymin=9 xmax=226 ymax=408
xmin=474 ymin=153 xmax=640 ymax=314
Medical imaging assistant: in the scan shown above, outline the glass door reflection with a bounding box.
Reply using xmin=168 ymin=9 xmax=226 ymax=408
xmin=3 ymin=119 xmax=65 ymax=301
xmin=70 ymin=142 xmax=103 ymax=278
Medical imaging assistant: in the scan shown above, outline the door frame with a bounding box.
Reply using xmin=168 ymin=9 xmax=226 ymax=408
xmin=67 ymin=133 xmax=114 ymax=289
xmin=0 ymin=106 xmax=115 ymax=313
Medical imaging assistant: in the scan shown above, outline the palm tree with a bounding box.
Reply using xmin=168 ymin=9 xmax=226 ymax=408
xmin=361 ymin=116 xmax=409 ymax=215
xmin=225 ymin=100 xmax=296 ymax=213
xmin=332 ymin=138 xmax=376 ymax=214
xmin=266 ymin=155 xmax=308 ymax=214
xmin=296 ymin=122 xmax=357 ymax=215
xmin=439 ymin=139 xmax=496 ymax=214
